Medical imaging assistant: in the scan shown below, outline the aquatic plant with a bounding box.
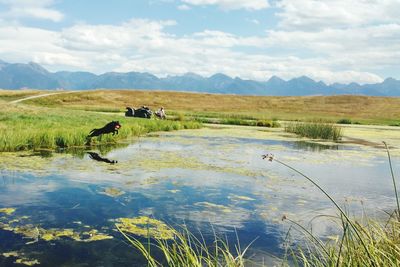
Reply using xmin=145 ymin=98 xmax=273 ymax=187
xmin=285 ymin=121 xmax=342 ymax=141
xmin=262 ymin=143 xmax=400 ymax=266
xmin=0 ymin=208 xmax=16 ymax=215
xmin=100 ymin=187 xmax=125 ymax=197
xmin=115 ymin=216 xmax=175 ymax=240
xmin=337 ymin=118 xmax=352 ymax=124
xmin=2 ymin=251 xmax=40 ymax=266
xmin=117 ymin=222 xmax=252 ymax=267
xmin=0 ymin=220 xmax=113 ymax=243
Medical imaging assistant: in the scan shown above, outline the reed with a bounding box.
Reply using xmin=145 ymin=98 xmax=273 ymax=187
xmin=116 ymin=224 xmax=253 ymax=267
xmin=285 ymin=121 xmax=342 ymax=141
xmin=263 ymin=142 xmax=400 ymax=266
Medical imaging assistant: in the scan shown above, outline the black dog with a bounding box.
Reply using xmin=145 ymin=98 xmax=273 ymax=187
xmin=88 ymin=121 xmax=121 ymax=137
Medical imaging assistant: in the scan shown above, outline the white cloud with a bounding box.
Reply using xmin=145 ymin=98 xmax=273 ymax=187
xmin=276 ymin=0 xmax=400 ymax=31
xmin=0 ymin=0 xmax=64 ymax=22
xmin=181 ymin=0 xmax=270 ymax=10
xmin=0 ymin=14 xmax=397 ymax=84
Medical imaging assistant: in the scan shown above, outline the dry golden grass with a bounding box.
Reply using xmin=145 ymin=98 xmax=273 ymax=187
xmin=0 ymin=89 xmax=46 ymax=101
xmin=5 ymin=89 xmax=400 ymax=124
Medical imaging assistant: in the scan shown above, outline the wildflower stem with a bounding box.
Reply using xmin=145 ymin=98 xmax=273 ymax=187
xmin=383 ymin=141 xmax=400 ymax=220
xmin=272 ymin=158 xmax=376 ymax=267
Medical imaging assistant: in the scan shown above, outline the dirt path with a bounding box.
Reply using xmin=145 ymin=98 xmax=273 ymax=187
xmin=9 ymin=91 xmax=79 ymax=104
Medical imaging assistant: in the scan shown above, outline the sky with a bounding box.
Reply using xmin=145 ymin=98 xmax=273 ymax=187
xmin=0 ymin=0 xmax=399 ymax=85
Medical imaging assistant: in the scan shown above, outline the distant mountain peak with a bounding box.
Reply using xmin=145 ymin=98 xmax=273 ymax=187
xmin=267 ymin=75 xmax=285 ymax=83
xmin=182 ymin=72 xmax=204 ymax=79
xmin=209 ymin=73 xmax=231 ymax=79
xmin=292 ymin=75 xmax=314 ymax=82
xmin=27 ymin=61 xmax=49 ymax=74
xmin=0 ymin=60 xmax=399 ymax=96
xmin=0 ymin=59 xmax=9 ymax=69
xmin=384 ymin=77 xmax=397 ymax=83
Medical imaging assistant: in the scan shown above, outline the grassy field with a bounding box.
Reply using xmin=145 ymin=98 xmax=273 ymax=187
xmin=0 ymin=89 xmax=45 ymax=101
xmin=11 ymin=89 xmax=400 ymax=125
xmin=0 ymin=100 xmax=201 ymax=152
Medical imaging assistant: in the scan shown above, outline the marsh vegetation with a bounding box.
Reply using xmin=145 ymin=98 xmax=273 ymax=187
xmin=0 ymin=102 xmax=201 ymax=152
xmin=1 ymin=90 xmax=400 ymax=266
xmin=285 ymin=121 xmax=343 ymax=141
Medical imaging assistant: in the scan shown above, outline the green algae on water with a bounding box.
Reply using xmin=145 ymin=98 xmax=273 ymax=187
xmin=2 ymin=251 xmax=40 ymax=266
xmin=0 ymin=208 xmax=16 ymax=215
xmin=0 ymin=220 xmax=113 ymax=243
xmin=194 ymin=202 xmax=232 ymax=213
xmin=115 ymin=216 xmax=174 ymax=240
xmin=100 ymin=187 xmax=125 ymax=197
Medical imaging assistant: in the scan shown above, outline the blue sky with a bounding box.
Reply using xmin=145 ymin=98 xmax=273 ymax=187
xmin=0 ymin=0 xmax=399 ymax=84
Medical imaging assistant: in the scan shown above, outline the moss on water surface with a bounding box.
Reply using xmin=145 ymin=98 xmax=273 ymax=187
xmin=0 ymin=216 xmax=113 ymax=243
xmin=115 ymin=216 xmax=174 ymax=240
xmin=0 ymin=208 xmax=16 ymax=215
xmin=100 ymin=187 xmax=125 ymax=197
xmin=194 ymin=202 xmax=232 ymax=213
xmin=2 ymin=251 xmax=40 ymax=266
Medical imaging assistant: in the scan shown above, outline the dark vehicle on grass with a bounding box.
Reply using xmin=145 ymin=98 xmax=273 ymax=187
xmin=125 ymin=106 xmax=152 ymax=119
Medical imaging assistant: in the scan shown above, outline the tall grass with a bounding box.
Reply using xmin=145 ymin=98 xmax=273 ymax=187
xmin=118 ymin=146 xmax=400 ymax=266
xmin=116 ymin=224 xmax=251 ymax=267
xmin=0 ymin=104 xmax=201 ymax=152
xmin=263 ymin=142 xmax=400 ymax=266
xmin=285 ymin=122 xmax=342 ymax=141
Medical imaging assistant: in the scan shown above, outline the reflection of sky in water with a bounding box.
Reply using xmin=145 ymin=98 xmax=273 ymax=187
xmin=0 ymin=127 xmax=399 ymax=266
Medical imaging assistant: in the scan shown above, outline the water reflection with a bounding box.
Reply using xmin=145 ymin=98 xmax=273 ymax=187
xmin=0 ymin=126 xmax=399 ymax=266
xmin=87 ymin=152 xmax=118 ymax=164
xmin=292 ymin=141 xmax=339 ymax=151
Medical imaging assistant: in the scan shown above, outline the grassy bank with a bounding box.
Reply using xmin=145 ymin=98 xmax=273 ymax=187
xmin=0 ymin=102 xmax=201 ymax=152
xmin=13 ymin=89 xmax=400 ymax=125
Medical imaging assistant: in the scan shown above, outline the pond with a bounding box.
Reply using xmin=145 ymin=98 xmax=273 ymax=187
xmin=1 ymin=125 xmax=400 ymax=266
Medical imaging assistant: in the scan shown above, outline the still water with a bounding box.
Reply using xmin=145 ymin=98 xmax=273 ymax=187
xmin=0 ymin=125 xmax=399 ymax=266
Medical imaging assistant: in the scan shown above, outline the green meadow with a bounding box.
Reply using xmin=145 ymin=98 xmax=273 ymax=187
xmin=0 ymin=99 xmax=201 ymax=152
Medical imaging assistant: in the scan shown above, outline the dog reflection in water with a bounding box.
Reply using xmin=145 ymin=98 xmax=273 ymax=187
xmin=87 ymin=152 xmax=117 ymax=164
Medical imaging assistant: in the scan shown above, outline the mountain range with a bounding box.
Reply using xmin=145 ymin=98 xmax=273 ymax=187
xmin=1 ymin=60 xmax=400 ymax=96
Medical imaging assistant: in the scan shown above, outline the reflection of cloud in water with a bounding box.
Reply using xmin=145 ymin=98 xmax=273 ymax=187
xmin=1 ymin=126 xmax=400 ymax=246
xmin=0 ymin=175 xmax=61 ymax=206
xmin=174 ymin=204 xmax=251 ymax=229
